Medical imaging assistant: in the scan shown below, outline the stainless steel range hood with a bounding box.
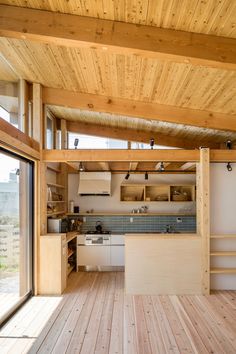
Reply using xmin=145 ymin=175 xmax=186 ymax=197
xmin=78 ymin=172 xmax=111 ymax=196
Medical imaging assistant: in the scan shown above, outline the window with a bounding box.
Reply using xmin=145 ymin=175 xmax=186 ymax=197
xmin=68 ymin=133 xmax=128 ymax=149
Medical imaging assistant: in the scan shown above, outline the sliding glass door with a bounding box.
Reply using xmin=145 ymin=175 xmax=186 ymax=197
xmin=0 ymin=149 xmax=33 ymax=325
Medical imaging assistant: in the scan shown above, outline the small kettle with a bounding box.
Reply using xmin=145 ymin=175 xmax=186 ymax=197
xmin=95 ymin=220 xmax=103 ymax=233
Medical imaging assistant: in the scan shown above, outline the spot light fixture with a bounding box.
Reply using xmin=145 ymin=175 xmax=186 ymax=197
xmin=79 ymin=162 xmax=85 ymax=172
xmin=227 ymin=162 xmax=232 ymax=172
xmin=160 ymin=162 xmax=165 ymax=171
xmin=74 ymin=138 xmax=79 ymax=149
xmin=125 ymin=171 xmax=130 ymax=180
xmin=226 ymin=140 xmax=232 ymax=172
xmin=150 ymin=138 xmax=155 ymax=149
xmin=145 ymin=171 xmax=148 ymax=180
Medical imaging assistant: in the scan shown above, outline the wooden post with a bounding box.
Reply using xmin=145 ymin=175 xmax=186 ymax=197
xmin=61 ymin=119 xmax=68 ymax=149
xmin=32 ymin=83 xmax=43 ymax=145
xmin=18 ymin=79 xmax=29 ymax=134
xmin=199 ymin=148 xmax=210 ymax=294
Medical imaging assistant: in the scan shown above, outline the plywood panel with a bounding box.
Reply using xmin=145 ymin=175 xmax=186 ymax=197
xmin=125 ymin=235 xmax=201 ymax=294
xmin=0 ymin=38 xmax=235 ymax=116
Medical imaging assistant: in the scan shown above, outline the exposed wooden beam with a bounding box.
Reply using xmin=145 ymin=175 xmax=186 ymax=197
xmin=0 ymin=5 xmax=235 ymax=70
xmin=180 ymin=162 xmax=196 ymax=171
xmin=97 ymin=162 xmax=110 ymax=171
xmin=0 ymin=80 xmax=18 ymax=97
xmin=66 ymin=120 xmax=219 ymax=149
xmin=0 ymin=117 xmax=40 ymax=159
xmin=129 ymin=162 xmax=139 ymax=171
xmin=155 ymin=162 xmax=170 ymax=170
xmin=42 ymin=149 xmax=200 ymax=162
xmin=45 ymin=88 xmax=236 ymax=133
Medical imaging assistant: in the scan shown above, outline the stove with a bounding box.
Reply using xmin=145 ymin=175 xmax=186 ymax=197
xmin=86 ymin=230 xmax=111 ymax=235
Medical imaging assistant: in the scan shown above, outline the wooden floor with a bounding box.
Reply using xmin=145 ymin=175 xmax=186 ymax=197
xmin=0 ymin=272 xmax=236 ymax=354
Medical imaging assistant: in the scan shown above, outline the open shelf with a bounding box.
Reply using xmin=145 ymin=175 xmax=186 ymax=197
xmin=47 ymin=182 xmax=65 ymax=189
xmin=210 ymin=268 xmax=236 ymax=274
xmin=67 ymin=265 xmax=74 ymax=276
xmin=67 ymin=250 xmax=75 ymax=258
xmin=210 ymin=251 xmax=236 ymax=256
xmin=47 ymin=210 xmax=66 ymax=217
xmin=47 ymin=166 xmax=61 ymax=173
xmin=211 ymin=235 xmax=236 ymax=239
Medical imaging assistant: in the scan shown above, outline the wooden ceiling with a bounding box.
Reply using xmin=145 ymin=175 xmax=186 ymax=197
xmin=0 ymin=1 xmax=235 ymax=149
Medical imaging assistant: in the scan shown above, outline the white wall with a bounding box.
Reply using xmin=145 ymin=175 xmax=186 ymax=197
xmin=68 ymin=173 xmax=196 ymax=213
xmin=210 ymin=163 xmax=236 ymax=290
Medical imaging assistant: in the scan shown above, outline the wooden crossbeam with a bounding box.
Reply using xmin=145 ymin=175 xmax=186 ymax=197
xmin=66 ymin=120 xmax=219 ymax=149
xmin=42 ymin=149 xmax=236 ymax=163
xmin=45 ymin=88 xmax=236 ymax=133
xmin=0 ymin=5 xmax=235 ymax=70
xmin=180 ymin=162 xmax=196 ymax=171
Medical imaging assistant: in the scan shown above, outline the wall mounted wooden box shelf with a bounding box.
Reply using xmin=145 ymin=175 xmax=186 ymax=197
xmin=120 ymin=184 xmax=196 ymax=202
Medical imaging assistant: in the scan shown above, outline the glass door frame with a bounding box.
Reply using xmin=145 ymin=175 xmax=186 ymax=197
xmin=0 ymin=147 xmax=34 ymax=327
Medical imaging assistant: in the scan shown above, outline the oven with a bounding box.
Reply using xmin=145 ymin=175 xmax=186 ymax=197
xmin=84 ymin=234 xmax=110 ymax=246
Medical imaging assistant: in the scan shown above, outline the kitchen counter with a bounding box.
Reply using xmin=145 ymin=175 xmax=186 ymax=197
xmin=125 ymin=233 xmax=201 ymax=295
xmin=125 ymin=233 xmax=198 ymax=237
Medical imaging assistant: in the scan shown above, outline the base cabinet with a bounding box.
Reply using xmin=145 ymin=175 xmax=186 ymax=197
xmin=78 ymin=246 xmax=110 ymax=266
xmin=111 ymin=246 xmax=125 ymax=266
xmin=39 ymin=234 xmax=67 ymax=295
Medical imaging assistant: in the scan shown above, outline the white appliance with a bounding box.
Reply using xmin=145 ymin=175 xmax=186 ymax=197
xmin=78 ymin=172 xmax=111 ymax=195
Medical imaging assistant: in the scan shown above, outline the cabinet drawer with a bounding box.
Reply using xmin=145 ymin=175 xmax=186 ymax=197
xmin=78 ymin=246 xmax=110 ymax=266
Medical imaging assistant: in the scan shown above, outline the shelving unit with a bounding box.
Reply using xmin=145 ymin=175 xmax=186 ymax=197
xmin=210 ymin=234 xmax=236 ymax=278
xmin=66 ymin=232 xmax=77 ymax=277
xmin=120 ymin=184 xmax=196 ymax=202
xmin=46 ymin=163 xmax=68 ymax=227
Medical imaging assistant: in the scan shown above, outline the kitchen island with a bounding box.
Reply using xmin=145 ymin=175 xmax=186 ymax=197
xmin=125 ymin=233 xmax=201 ymax=295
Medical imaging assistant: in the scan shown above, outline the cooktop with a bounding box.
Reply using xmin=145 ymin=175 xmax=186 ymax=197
xmin=86 ymin=230 xmax=111 ymax=234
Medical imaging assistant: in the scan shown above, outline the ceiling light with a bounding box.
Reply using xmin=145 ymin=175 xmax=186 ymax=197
xmin=74 ymin=138 xmax=79 ymax=149
xmin=227 ymin=162 xmax=232 ymax=172
xmin=160 ymin=162 xmax=165 ymax=171
xmin=145 ymin=171 xmax=148 ymax=180
xmin=79 ymin=162 xmax=84 ymax=172
xmin=150 ymin=138 xmax=155 ymax=149
xmin=125 ymin=172 xmax=130 ymax=180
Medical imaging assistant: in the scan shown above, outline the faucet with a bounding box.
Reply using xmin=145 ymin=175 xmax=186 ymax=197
xmin=165 ymin=224 xmax=173 ymax=233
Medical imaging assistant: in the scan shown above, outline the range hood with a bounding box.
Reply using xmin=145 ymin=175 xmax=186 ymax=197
xmin=78 ymin=172 xmax=111 ymax=196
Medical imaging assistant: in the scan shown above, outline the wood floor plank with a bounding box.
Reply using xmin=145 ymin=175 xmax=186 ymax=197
xmin=142 ymin=296 xmax=167 ymax=354
xmin=151 ymin=296 xmax=180 ymax=354
xmin=94 ymin=272 xmax=116 ymax=353
xmin=109 ymin=272 xmax=124 ymax=354
xmin=1 ymin=273 xmax=236 ymax=354
xmin=159 ymin=295 xmax=195 ymax=354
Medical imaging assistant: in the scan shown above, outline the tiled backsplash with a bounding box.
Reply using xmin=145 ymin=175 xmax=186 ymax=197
xmin=69 ymin=215 xmax=196 ymax=233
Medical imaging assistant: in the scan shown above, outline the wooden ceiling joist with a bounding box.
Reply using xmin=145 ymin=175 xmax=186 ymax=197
xmin=0 ymin=5 xmax=235 ymax=71
xmin=66 ymin=120 xmax=219 ymax=149
xmin=129 ymin=162 xmax=139 ymax=171
xmin=180 ymin=162 xmax=196 ymax=171
xmin=45 ymin=88 xmax=236 ymax=133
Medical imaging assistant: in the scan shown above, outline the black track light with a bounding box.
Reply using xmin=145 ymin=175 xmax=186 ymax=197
xmin=125 ymin=172 xmax=130 ymax=180
xmin=145 ymin=171 xmax=148 ymax=180
xmin=226 ymin=140 xmax=232 ymax=150
xmin=79 ymin=162 xmax=84 ymax=172
xmin=160 ymin=162 xmax=165 ymax=171
xmin=150 ymin=138 xmax=155 ymax=149
xmin=74 ymin=138 xmax=79 ymax=149
xmin=227 ymin=162 xmax=232 ymax=172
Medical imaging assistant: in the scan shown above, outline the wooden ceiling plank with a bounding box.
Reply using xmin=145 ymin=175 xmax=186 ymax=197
xmin=44 ymin=87 xmax=236 ymax=133
xmin=66 ymin=120 xmax=220 ymax=149
xmin=97 ymin=162 xmax=110 ymax=170
xmin=0 ymin=5 xmax=236 ymax=70
xmin=129 ymin=162 xmax=139 ymax=170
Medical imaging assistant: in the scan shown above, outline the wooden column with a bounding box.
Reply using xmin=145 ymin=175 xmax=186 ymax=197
xmin=199 ymin=148 xmax=210 ymax=294
xmin=18 ymin=79 xmax=29 ymax=134
xmin=32 ymin=83 xmax=43 ymax=145
xmin=61 ymin=119 xmax=68 ymax=149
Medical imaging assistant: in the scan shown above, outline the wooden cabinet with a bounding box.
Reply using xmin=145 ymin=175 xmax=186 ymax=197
xmin=120 ymin=184 xmax=195 ymax=202
xmin=39 ymin=232 xmax=77 ymax=295
xmin=39 ymin=234 xmax=67 ymax=295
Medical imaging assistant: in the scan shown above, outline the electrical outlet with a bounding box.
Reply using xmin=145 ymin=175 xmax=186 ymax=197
xmin=176 ymin=217 xmax=182 ymax=223
xmin=83 ymin=217 xmax=86 ymax=223
xmin=130 ymin=217 xmax=133 ymax=223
